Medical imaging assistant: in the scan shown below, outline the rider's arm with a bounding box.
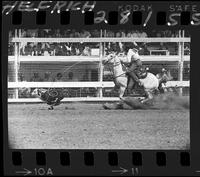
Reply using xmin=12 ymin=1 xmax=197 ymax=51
xmin=127 ymin=49 xmax=134 ymax=63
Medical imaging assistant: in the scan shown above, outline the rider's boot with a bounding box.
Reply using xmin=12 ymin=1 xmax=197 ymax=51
xmin=141 ymin=91 xmax=153 ymax=104
xmin=127 ymin=82 xmax=135 ymax=96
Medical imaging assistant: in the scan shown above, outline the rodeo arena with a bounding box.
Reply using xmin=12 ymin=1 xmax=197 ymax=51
xmin=8 ymin=29 xmax=190 ymax=149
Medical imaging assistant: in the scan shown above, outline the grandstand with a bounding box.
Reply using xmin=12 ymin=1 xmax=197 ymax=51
xmin=8 ymin=29 xmax=190 ymax=102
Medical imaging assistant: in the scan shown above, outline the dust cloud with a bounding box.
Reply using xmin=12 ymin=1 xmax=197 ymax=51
xmin=103 ymin=93 xmax=189 ymax=110
xmin=123 ymin=93 xmax=190 ymax=110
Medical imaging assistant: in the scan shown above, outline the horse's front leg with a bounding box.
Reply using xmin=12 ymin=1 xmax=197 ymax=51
xmin=114 ymin=86 xmax=126 ymax=109
xmin=119 ymin=86 xmax=126 ymax=100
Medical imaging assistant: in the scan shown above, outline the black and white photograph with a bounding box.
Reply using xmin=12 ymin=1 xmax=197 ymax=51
xmin=7 ymin=28 xmax=190 ymax=149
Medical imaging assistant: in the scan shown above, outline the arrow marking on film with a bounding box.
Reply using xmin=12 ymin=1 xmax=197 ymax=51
xmin=16 ymin=168 xmax=32 ymax=176
xmin=112 ymin=167 xmax=128 ymax=175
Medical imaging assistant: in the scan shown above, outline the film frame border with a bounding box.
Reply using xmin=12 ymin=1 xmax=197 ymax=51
xmin=2 ymin=0 xmax=200 ymax=176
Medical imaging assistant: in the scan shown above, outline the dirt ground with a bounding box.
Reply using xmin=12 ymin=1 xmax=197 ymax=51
xmin=8 ymin=103 xmax=190 ymax=149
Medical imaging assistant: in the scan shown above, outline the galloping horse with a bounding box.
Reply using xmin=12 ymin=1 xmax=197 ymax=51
xmin=103 ymin=53 xmax=169 ymax=103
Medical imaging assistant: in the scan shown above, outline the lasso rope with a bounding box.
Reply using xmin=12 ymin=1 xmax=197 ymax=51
xmin=47 ymin=60 xmax=85 ymax=97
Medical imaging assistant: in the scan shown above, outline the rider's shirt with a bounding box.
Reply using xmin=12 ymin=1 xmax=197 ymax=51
xmin=127 ymin=49 xmax=141 ymax=63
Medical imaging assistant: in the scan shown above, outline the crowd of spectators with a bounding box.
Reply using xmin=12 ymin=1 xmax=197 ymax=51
xmin=8 ymin=29 xmax=190 ymax=56
xmin=9 ymin=29 xmax=187 ymax=39
xmin=15 ymin=70 xmax=99 ymax=98
xmin=18 ymin=71 xmax=79 ymax=82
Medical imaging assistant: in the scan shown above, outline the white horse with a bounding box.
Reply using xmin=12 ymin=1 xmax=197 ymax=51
xmin=103 ymin=53 xmax=166 ymax=103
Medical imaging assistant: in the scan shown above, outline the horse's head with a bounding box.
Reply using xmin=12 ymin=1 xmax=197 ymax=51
xmin=156 ymin=68 xmax=173 ymax=85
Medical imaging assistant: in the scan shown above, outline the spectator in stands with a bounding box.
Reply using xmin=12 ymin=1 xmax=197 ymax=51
xmin=55 ymin=29 xmax=61 ymax=37
xmin=31 ymin=46 xmax=38 ymax=56
xmin=131 ymin=30 xmax=138 ymax=38
xmin=156 ymin=31 xmax=162 ymax=37
xmin=116 ymin=31 xmax=121 ymax=37
xmin=120 ymin=30 xmax=126 ymax=37
xmin=68 ymin=72 xmax=79 ymax=81
xmin=54 ymin=44 xmax=65 ymax=56
xmin=137 ymin=30 xmax=143 ymax=38
xmin=26 ymin=29 xmax=38 ymax=37
xmin=41 ymin=42 xmax=51 ymax=56
xmin=8 ymin=43 xmax=14 ymax=55
xmin=63 ymin=43 xmax=71 ymax=55
xmin=90 ymin=29 xmax=99 ymax=37
xmin=141 ymin=31 xmax=148 ymax=38
xmin=74 ymin=30 xmax=81 ymax=38
xmin=163 ymin=30 xmax=171 ymax=37
xmin=43 ymin=72 xmax=52 ymax=81
xmin=19 ymin=87 xmax=31 ymax=98
xmin=106 ymin=30 xmax=115 ymax=37
xmin=75 ymin=46 xmax=81 ymax=55
xmin=19 ymin=73 xmax=25 ymax=82
xmin=82 ymin=46 xmax=91 ymax=56
xmin=81 ymin=30 xmax=91 ymax=38
xmin=69 ymin=29 xmax=75 ymax=37
xmin=10 ymin=29 xmax=183 ymax=57
xmin=54 ymin=73 xmax=63 ymax=82
xmin=68 ymin=72 xmax=73 ymax=81
xmin=127 ymin=31 xmax=132 ymax=37
xmin=24 ymin=43 xmax=33 ymax=56
xmin=30 ymin=72 xmax=43 ymax=82
xmin=184 ymin=44 xmax=190 ymax=55
xmin=43 ymin=50 xmax=50 ymax=56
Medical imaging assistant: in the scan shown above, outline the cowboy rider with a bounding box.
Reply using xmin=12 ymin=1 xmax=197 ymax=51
xmin=123 ymin=42 xmax=143 ymax=95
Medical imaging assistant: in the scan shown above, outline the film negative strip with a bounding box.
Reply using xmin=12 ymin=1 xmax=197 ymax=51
xmin=2 ymin=1 xmax=200 ymax=176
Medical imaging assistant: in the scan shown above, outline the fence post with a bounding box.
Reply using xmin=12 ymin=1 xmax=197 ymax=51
xmin=98 ymin=29 xmax=104 ymax=98
xmin=14 ymin=29 xmax=19 ymax=99
xmin=178 ymin=30 xmax=184 ymax=96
